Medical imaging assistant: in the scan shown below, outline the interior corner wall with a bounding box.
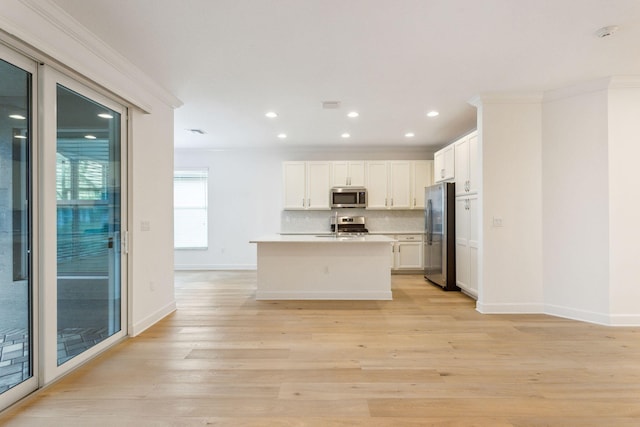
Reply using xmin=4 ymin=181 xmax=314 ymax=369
xmin=541 ymin=89 xmax=610 ymax=324
xmin=476 ymin=101 xmax=543 ymax=313
xmin=607 ymin=87 xmax=640 ymax=325
xmin=129 ymin=104 xmax=177 ymax=335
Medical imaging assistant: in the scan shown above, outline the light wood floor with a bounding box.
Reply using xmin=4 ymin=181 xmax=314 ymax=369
xmin=2 ymin=271 xmax=640 ymax=426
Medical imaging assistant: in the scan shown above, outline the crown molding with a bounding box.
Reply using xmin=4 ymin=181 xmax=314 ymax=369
xmin=468 ymin=92 xmax=544 ymax=107
xmin=543 ymin=76 xmax=640 ymax=103
xmin=2 ymin=0 xmax=182 ymax=112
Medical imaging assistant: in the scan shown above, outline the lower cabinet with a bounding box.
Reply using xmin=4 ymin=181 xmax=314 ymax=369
xmin=455 ymin=195 xmax=478 ymax=298
xmin=386 ymin=234 xmax=423 ymax=271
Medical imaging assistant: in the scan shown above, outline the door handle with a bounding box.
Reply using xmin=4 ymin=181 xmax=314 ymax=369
xmin=107 ymin=237 xmax=114 ymax=249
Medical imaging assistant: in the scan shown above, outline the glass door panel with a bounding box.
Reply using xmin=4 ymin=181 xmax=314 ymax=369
xmin=0 ymin=59 xmax=32 ymax=395
xmin=56 ymin=85 xmax=121 ymax=365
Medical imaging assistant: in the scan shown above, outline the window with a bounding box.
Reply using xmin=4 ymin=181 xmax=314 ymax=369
xmin=174 ymin=169 xmax=208 ymax=249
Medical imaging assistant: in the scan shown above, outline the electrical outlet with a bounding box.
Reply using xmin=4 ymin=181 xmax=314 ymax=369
xmin=492 ymin=216 xmax=504 ymax=227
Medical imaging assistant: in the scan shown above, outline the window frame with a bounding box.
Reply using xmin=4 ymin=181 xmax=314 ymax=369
xmin=174 ymin=168 xmax=209 ymax=250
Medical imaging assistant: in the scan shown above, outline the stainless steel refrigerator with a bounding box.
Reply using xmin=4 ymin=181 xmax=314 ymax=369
xmin=424 ymin=182 xmax=458 ymax=291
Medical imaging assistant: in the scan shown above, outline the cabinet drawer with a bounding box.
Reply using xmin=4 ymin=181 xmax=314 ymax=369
xmin=396 ymin=234 xmax=422 ymax=242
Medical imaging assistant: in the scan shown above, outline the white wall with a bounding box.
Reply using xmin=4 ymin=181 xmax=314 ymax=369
xmin=542 ymin=85 xmax=610 ymax=323
xmin=607 ymin=84 xmax=640 ymax=324
xmin=0 ymin=0 xmax=180 ymax=336
xmin=474 ymin=95 xmax=544 ymax=313
xmin=129 ymin=104 xmax=177 ymax=335
xmin=174 ymin=147 xmax=433 ymax=270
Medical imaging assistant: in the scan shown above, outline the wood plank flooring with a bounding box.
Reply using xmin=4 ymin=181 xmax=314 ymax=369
xmin=2 ymin=271 xmax=640 ymax=426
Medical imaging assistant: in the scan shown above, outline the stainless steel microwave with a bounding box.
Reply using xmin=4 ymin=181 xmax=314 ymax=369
xmin=330 ymin=187 xmax=367 ymax=208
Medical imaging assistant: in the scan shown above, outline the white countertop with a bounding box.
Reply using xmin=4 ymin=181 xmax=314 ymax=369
xmin=251 ymin=234 xmax=396 ymax=243
xmin=280 ymin=231 xmax=423 ymax=236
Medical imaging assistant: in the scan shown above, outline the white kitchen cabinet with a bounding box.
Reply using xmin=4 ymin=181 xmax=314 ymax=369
xmin=365 ymin=161 xmax=412 ymax=210
xmin=332 ymin=161 xmax=365 ymax=187
xmin=411 ymin=160 xmax=433 ymax=209
xmin=282 ymin=161 xmax=331 ymax=210
xmin=455 ymin=195 xmax=478 ymax=298
xmin=365 ymin=161 xmax=390 ymax=209
xmin=454 ymin=131 xmax=479 ymax=196
xmin=387 ymin=234 xmax=423 ymax=270
xmin=434 ymin=144 xmax=454 ymax=183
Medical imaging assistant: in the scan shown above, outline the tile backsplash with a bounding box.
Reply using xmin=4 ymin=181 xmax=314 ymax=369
xmin=281 ymin=209 xmax=424 ymax=234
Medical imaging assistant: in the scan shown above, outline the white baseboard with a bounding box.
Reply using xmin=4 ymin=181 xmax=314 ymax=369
xmin=174 ymin=264 xmax=257 ymax=271
xmin=475 ymin=302 xmax=545 ymax=314
xmin=130 ymin=300 xmax=177 ymax=336
xmin=256 ymin=291 xmax=393 ymax=300
xmin=476 ymin=301 xmax=640 ymax=326
xmin=545 ymin=304 xmax=640 ymax=326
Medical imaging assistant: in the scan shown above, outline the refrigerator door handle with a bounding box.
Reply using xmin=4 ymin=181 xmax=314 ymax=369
xmin=426 ymin=199 xmax=432 ymax=245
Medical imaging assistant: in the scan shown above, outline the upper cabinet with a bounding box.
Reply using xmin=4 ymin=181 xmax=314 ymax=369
xmin=366 ymin=161 xmax=412 ymax=209
xmin=283 ymin=160 xmax=432 ymax=210
xmin=283 ymin=161 xmax=331 ymax=210
xmin=365 ymin=160 xmax=429 ymax=210
xmin=454 ymin=131 xmax=479 ymax=196
xmin=411 ymin=160 xmax=433 ymax=209
xmin=332 ymin=161 xmax=365 ymax=187
xmin=434 ymin=144 xmax=455 ymax=183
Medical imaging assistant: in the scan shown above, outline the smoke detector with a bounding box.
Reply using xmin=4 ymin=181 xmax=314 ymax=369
xmin=595 ymin=25 xmax=619 ymax=38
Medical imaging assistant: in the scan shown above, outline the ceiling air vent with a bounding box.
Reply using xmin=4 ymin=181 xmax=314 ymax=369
xmin=187 ymin=128 xmax=206 ymax=135
xmin=322 ymin=101 xmax=341 ymax=109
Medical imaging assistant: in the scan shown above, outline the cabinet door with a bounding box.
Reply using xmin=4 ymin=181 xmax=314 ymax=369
xmin=468 ymin=195 xmax=479 ymax=296
xmin=455 ymin=197 xmax=470 ymax=292
xmin=396 ymin=242 xmax=423 ymax=269
xmin=443 ymin=146 xmax=455 ymax=181
xmin=434 ymin=145 xmax=454 ymax=182
xmin=348 ymin=161 xmax=365 ymax=186
xmin=306 ymin=161 xmax=331 ymax=210
xmin=395 ymin=234 xmax=423 ymax=269
xmin=433 ymin=150 xmax=444 ymax=182
xmin=454 ymin=138 xmax=469 ymax=197
xmin=412 ymin=160 xmax=432 ymax=209
xmin=332 ymin=161 xmax=349 ymax=186
xmin=283 ymin=162 xmax=306 ymax=209
xmin=468 ymin=133 xmax=479 ymax=195
xmin=389 ymin=161 xmax=411 ymax=209
xmin=366 ymin=161 xmax=389 ymax=209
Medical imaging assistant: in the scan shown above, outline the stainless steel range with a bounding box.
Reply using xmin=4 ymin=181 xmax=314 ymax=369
xmin=330 ymin=215 xmax=369 ymax=236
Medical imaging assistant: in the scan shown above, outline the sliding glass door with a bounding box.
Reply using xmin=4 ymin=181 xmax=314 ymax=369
xmin=40 ymin=66 xmax=127 ymax=383
xmin=55 ymin=85 xmax=123 ymax=365
xmin=0 ymin=48 xmax=37 ymax=406
xmin=0 ymin=44 xmax=127 ymax=409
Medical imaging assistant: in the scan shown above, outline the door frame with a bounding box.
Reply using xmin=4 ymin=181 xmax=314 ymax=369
xmin=38 ymin=64 xmax=128 ymax=385
xmin=0 ymin=42 xmax=39 ymax=411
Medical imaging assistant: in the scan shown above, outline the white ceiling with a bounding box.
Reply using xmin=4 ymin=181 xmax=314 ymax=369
xmin=50 ymin=0 xmax=640 ymax=151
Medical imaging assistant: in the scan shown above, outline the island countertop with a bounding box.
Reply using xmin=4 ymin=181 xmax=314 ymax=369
xmin=250 ymin=234 xmax=396 ymax=243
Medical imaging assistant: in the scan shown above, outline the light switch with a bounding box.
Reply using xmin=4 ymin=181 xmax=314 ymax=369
xmin=492 ymin=216 xmax=503 ymax=228
xmin=140 ymin=220 xmax=151 ymax=231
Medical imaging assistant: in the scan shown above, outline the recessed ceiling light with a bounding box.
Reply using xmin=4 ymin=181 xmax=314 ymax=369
xmin=277 ymin=133 xmax=287 ymax=139
xmin=9 ymin=114 xmax=26 ymax=120
xmin=405 ymin=132 xmax=415 ymax=138
xmin=265 ymin=111 xmax=278 ymax=118
xmin=84 ymin=135 xmax=97 ymax=140
xmin=347 ymin=111 xmax=359 ymax=118
xmin=427 ymin=111 xmax=439 ymax=118
xmin=341 ymin=133 xmax=351 ymax=139
xmin=98 ymin=113 xmax=114 ymax=119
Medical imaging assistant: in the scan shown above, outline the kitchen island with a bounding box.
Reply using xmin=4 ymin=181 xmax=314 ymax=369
xmin=249 ymin=234 xmax=395 ymax=300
